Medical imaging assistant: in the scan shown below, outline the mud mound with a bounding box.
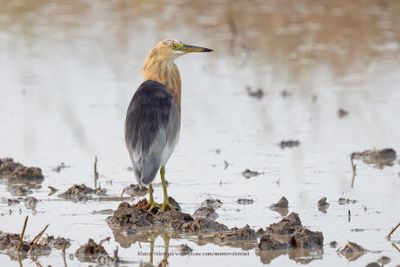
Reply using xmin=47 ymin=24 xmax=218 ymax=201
xmin=259 ymin=212 xmax=323 ymax=251
xmin=351 ymin=148 xmax=397 ymax=169
xmin=59 ymin=184 xmax=106 ymax=200
xmin=75 ymin=239 xmax=108 ymax=262
xmin=0 ymin=158 xmax=44 ymax=182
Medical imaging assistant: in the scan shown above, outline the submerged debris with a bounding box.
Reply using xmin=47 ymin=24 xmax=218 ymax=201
xmin=338 ymin=241 xmax=367 ymax=261
xmin=242 ymin=169 xmax=263 ymax=179
xmin=178 ymin=244 xmax=193 ymax=256
xmin=351 ymin=148 xmax=397 ymax=169
xmin=338 ymin=198 xmax=358 ymax=205
xmin=337 ymin=108 xmax=349 ymax=118
xmin=52 ymin=162 xmax=70 ymax=173
xmin=279 ymin=140 xmax=300 ymax=149
xmin=365 ymin=263 xmax=380 ymax=267
xmin=58 ymin=184 xmax=106 ymax=200
xmin=280 ymin=90 xmax=291 ymax=98
xmin=246 ymin=86 xmax=264 ymax=99
xmin=75 ymin=239 xmax=108 ymax=262
xmin=237 ymin=198 xmax=254 ymax=205
xmin=318 ymin=197 xmax=329 ymax=213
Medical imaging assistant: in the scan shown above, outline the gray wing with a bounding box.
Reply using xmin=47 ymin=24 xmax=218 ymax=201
xmin=125 ymin=80 xmax=179 ymax=185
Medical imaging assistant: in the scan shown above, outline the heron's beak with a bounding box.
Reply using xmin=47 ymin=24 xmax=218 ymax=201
xmin=182 ymin=44 xmax=213 ymax=53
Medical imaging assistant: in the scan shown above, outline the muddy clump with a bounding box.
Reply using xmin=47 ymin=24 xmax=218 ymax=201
xmin=338 ymin=241 xmax=367 ymax=261
xmin=107 ymin=199 xmax=192 ymax=231
xmin=351 ymin=148 xmax=397 ymax=169
xmin=9 ymin=166 xmax=44 ymax=182
xmin=318 ymin=197 xmax=329 ymax=213
xmin=217 ymin=225 xmax=257 ymax=242
xmin=0 ymin=158 xmax=44 ymax=182
xmin=271 ymin=197 xmax=289 ymax=209
xmin=291 ymin=228 xmax=323 ymax=249
xmin=330 ymin=241 xmax=338 ymax=248
xmin=246 ymin=86 xmax=264 ymax=99
xmin=0 ymin=231 xmax=51 ymax=258
xmin=270 ymin=197 xmax=289 ymax=216
xmin=377 ymin=256 xmax=391 ymax=265
xmin=173 ymin=218 xmax=228 ymax=233
xmin=7 ymin=185 xmax=33 ymax=197
xmin=75 ymin=239 xmax=108 ymax=262
xmin=42 ymin=236 xmax=71 ymax=250
xmin=338 ymin=197 xmax=358 ymax=205
xmin=337 ymin=108 xmax=349 ymax=118
xmin=242 ymin=169 xmax=263 ymax=179
xmin=279 ymin=140 xmax=300 ymax=149
xmin=237 ymin=198 xmax=254 ymax=205
xmin=267 ymin=212 xmax=302 ymax=235
xmin=259 ymin=212 xmax=323 ymax=251
xmin=24 ymin=196 xmax=38 ymax=210
xmin=0 ymin=232 xmax=20 ymax=251
xmin=258 ymin=234 xmax=290 ymax=250
xmin=58 ymin=184 xmax=106 ymax=200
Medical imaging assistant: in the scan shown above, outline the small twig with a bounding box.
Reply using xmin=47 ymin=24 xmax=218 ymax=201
xmin=62 ymin=247 xmax=68 ymax=267
xmin=224 ymin=160 xmax=229 ymax=170
xmin=99 ymin=237 xmax=110 ymax=246
xmin=113 ymin=246 xmax=120 ymax=263
xmin=392 ymin=242 xmax=400 ymax=253
xmin=386 ymin=222 xmax=400 ymax=240
xmin=94 ymin=156 xmax=99 ymax=189
xmin=30 ymin=224 xmax=49 ymax=245
xmin=350 ymin=156 xmax=357 ymax=188
xmin=17 ymin=216 xmax=29 ymax=250
xmin=348 ymin=210 xmax=351 ymax=223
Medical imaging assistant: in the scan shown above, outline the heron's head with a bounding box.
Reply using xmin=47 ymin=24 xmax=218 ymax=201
xmin=151 ymin=39 xmax=213 ymax=61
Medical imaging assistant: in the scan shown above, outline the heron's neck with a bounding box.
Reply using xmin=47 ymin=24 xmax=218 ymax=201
xmin=142 ymin=58 xmax=181 ymax=110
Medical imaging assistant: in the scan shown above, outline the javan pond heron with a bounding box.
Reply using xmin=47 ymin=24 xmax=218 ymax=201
xmin=125 ymin=40 xmax=212 ymax=211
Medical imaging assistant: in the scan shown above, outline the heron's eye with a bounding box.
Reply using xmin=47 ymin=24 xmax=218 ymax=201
xmin=171 ymin=44 xmax=177 ymax=49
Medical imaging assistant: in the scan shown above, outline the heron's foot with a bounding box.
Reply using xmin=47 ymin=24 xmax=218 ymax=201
xmin=147 ymin=198 xmax=161 ymax=213
xmin=161 ymin=198 xmax=175 ymax=211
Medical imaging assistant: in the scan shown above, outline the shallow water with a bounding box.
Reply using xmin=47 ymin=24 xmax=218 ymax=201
xmin=0 ymin=0 xmax=400 ymax=266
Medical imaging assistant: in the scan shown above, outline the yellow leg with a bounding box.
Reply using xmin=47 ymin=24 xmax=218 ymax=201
xmin=148 ymin=184 xmax=157 ymax=212
xmin=160 ymin=166 xmax=172 ymax=211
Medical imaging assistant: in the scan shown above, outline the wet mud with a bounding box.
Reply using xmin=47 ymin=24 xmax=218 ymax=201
xmin=58 ymin=184 xmax=107 ymax=201
xmin=351 ymin=148 xmax=397 ymax=169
